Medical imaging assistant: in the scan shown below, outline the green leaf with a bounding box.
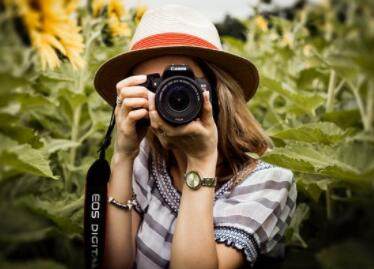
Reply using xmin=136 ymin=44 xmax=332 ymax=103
xmin=17 ymin=195 xmax=83 ymax=236
xmin=0 ymin=73 xmax=29 ymax=93
xmin=284 ymin=203 xmax=310 ymax=248
xmin=322 ymin=109 xmax=362 ymax=130
xmin=40 ymin=138 xmax=80 ymax=155
xmin=261 ymin=76 xmax=325 ymax=116
xmin=0 ymin=135 xmax=58 ymax=180
xmin=261 ymin=141 xmax=374 ymax=184
xmin=297 ymin=174 xmax=333 ymax=202
xmin=58 ymin=88 xmax=87 ymax=109
xmin=0 ymin=92 xmax=55 ymax=112
xmin=0 ymin=204 xmax=54 ymax=244
xmin=297 ymin=67 xmax=328 ymax=90
xmin=269 ymin=122 xmax=353 ymax=144
xmin=0 ymin=113 xmax=43 ymax=148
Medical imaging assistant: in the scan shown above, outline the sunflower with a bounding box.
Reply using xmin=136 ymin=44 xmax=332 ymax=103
xmin=11 ymin=0 xmax=84 ymax=70
xmin=92 ymin=0 xmax=106 ymax=17
xmin=254 ymin=15 xmax=268 ymax=32
xmin=134 ymin=1 xmax=148 ymax=24
xmin=91 ymin=0 xmax=132 ymax=37
xmin=108 ymin=0 xmax=131 ymax=37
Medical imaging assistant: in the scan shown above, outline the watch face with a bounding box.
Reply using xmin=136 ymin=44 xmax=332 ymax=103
xmin=185 ymin=171 xmax=201 ymax=190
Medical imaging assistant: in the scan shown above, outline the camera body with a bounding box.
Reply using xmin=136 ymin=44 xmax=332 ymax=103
xmin=137 ymin=64 xmax=214 ymax=127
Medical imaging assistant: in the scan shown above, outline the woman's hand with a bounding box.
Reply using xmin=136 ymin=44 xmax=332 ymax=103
xmin=148 ymin=90 xmax=218 ymax=163
xmin=114 ymin=74 xmax=149 ymax=160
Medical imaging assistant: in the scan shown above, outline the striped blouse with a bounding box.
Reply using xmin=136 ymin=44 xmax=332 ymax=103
xmin=131 ymin=138 xmax=297 ymax=269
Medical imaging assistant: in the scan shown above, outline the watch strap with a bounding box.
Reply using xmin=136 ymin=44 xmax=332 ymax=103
xmin=201 ymin=177 xmax=217 ymax=187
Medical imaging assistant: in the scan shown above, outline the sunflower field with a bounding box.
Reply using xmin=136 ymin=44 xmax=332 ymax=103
xmin=0 ymin=0 xmax=373 ymax=268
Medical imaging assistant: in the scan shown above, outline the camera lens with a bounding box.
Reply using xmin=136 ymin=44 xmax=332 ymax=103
xmin=168 ymin=85 xmax=190 ymax=111
xmin=156 ymin=77 xmax=203 ymax=125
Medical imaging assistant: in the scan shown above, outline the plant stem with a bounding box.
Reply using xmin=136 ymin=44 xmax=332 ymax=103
xmin=367 ymin=80 xmax=373 ymax=133
xmin=334 ymin=79 xmax=345 ymax=95
xmin=69 ymin=105 xmax=82 ymax=164
xmin=66 ymin=105 xmax=82 ymax=191
xmin=66 ymin=17 xmax=100 ymax=191
xmin=326 ymin=70 xmax=336 ymax=112
xmin=58 ymin=195 xmax=85 ymax=215
xmin=348 ymin=81 xmax=370 ymax=132
xmin=326 ymin=184 xmax=333 ymax=220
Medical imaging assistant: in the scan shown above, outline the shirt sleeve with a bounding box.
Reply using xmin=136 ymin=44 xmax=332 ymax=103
xmin=131 ymin=138 xmax=152 ymax=216
xmin=213 ymin=160 xmax=297 ymax=267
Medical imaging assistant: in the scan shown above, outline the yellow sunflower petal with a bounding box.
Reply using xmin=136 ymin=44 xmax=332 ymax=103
xmin=43 ymin=33 xmax=66 ymax=55
xmin=32 ymin=31 xmax=61 ymax=70
xmin=108 ymin=0 xmax=126 ymax=18
xmin=135 ymin=3 xmax=147 ymax=24
xmin=92 ymin=0 xmax=106 ymax=17
xmin=65 ymin=0 xmax=80 ymax=14
xmin=14 ymin=0 xmax=86 ymax=70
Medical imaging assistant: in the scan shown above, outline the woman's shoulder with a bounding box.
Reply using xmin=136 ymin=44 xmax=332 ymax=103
xmin=213 ymin=159 xmax=297 ymax=260
xmin=235 ymin=159 xmax=295 ymax=190
xmin=214 ymin=158 xmax=296 ymax=211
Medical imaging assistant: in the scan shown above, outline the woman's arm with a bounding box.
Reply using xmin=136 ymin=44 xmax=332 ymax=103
xmin=170 ymin=154 xmax=246 ymax=269
xmin=102 ymin=74 xmax=149 ymax=269
xmin=102 ymin=152 xmax=142 ymax=269
xmin=169 ymin=155 xmax=218 ymax=269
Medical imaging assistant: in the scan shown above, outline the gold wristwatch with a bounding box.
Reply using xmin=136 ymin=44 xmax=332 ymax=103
xmin=184 ymin=170 xmax=217 ymax=190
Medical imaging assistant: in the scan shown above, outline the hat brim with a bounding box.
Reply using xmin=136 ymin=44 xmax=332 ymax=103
xmin=93 ymin=45 xmax=259 ymax=106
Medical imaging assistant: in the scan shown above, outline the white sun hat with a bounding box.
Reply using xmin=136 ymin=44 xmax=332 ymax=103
xmin=93 ymin=4 xmax=259 ymax=106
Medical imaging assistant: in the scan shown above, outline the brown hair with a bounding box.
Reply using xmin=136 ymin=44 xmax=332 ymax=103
xmin=143 ymin=57 xmax=272 ymax=190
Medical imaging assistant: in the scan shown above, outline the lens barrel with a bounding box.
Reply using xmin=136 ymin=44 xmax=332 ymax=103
xmin=155 ymin=76 xmax=203 ymax=125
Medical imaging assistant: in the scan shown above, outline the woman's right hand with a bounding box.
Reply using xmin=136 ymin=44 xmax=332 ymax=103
xmin=114 ymin=74 xmax=149 ymax=159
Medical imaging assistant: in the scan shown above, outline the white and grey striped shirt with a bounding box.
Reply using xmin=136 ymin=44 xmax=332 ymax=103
xmin=131 ymin=138 xmax=297 ymax=269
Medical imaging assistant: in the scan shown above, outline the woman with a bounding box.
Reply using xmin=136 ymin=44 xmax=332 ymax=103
xmin=93 ymin=4 xmax=297 ymax=269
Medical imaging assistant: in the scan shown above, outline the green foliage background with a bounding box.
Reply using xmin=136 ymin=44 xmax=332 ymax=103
xmin=0 ymin=1 xmax=373 ymax=268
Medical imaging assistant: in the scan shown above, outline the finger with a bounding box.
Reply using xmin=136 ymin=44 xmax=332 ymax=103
xmin=119 ymin=85 xmax=149 ymax=100
xmin=114 ymin=105 xmax=121 ymax=127
xmin=148 ymin=108 xmax=176 ymax=134
xmin=116 ymin=74 xmax=147 ymax=95
xmin=148 ymin=92 xmax=165 ymax=132
xmin=127 ymin=108 xmax=149 ymax=123
xmin=148 ymin=91 xmax=156 ymax=112
xmin=121 ymin=97 xmax=148 ymax=113
xmin=200 ymin=90 xmax=214 ymax=126
xmin=147 ymin=92 xmax=182 ymax=133
xmin=171 ymin=120 xmax=201 ymax=136
xmin=149 ymin=108 xmax=200 ymax=137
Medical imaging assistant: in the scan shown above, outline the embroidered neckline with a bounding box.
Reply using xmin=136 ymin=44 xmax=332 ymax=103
xmin=152 ymin=151 xmax=233 ymax=214
xmin=151 ymin=151 xmax=271 ymax=215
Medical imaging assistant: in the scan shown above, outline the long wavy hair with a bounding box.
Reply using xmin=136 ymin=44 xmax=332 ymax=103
xmin=135 ymin=56 xmax=272 ymax=191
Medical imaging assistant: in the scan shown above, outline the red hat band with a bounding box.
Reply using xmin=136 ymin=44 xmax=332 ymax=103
xmin=130 ymin=32 xmax=220 ymax=51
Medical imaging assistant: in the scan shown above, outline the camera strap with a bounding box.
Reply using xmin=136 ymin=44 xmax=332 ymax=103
xmin=84 ymin=105 xmax=116 ymax=269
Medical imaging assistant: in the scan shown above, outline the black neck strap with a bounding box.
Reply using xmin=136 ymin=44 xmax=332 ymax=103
xmin=84 ymin=105 xmax=116 ymax=269
xmin=98 ymin=106 xmax=116 ymax=160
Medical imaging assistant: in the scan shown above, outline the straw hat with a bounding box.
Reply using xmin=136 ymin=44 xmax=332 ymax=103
xmin=93 ymin=4 xmax=259 ymax=106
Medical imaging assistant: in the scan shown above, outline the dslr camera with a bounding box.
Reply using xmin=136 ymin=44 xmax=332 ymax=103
xmin=136 ymin=63 xmax=217 ymax=127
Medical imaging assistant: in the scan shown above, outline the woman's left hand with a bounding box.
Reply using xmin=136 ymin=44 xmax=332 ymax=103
xmin=148 ymin=90 xmax=218 ymax=163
